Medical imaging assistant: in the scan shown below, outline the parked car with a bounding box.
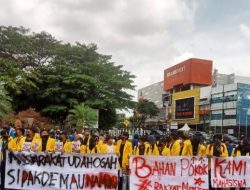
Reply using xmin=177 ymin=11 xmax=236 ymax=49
xmin=211 ymin=133 xmax=239 ymax=144
xmin=191 ymin=131 xmax=211 ymax=142
xmin=149 ymin=129 xmax=165 ymax=140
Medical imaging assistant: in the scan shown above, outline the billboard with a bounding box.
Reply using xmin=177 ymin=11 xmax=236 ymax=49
xmin=175 ymin=97 xmax=195 ymax=119
xmin=172 ymin=89 xmax=200 ymax=124
xmin=164 ymin=58 xmax=212 ymax=91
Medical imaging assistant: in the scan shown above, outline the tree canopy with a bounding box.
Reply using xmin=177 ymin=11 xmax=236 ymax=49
xmin=0 ymin=84 xmax=12 ymax=120
xmin=0 ymin=26 xmax=135 ymax=129
xmin=66 ymin=103 xmax=98 ymax=129
xmin=129 ymin=99 xmax=159 ymax=128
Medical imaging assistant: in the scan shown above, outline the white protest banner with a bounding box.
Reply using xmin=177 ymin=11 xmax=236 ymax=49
xmin=5 ymin=151 xmax=119 ymax=190
xmin=130 ymin=156 xmax=209 ymax=190
xmin=211 ymin=156 xmax=250 ymax=188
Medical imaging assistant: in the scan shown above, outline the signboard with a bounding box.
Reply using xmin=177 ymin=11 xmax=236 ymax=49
xmin=5 ymin=151 xmax=118 ymax=190
xmin=163 ymin=58 xmax=212 ymax=91
xmin=130 ymin=156 xmax=209 ymax=190
xmin=175 ymin=97 xmax=195 ymax=120
xmin=211 ymin=157 xmax=250 ymax=188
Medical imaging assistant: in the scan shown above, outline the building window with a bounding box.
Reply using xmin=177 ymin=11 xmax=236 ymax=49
xmin=211 ymin=114 xmax=222 ymax=120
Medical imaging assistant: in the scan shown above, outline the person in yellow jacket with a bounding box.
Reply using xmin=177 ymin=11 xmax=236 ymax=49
xmin=0 ymin=129 xmax=16 ymax=190
xmin=82 ymin=130 xmax=91 ymax=146
xmin=0 ymin=129 xmax=16 ymax=152
xmin=58 ymin=131 xmax=72 ymax=153
xmin=146 ymin=135 xmax=160 ymax=155
xmin=160 ymin=137 xmax=171 ymax=156
xmin=14 ymin=127 xmax=25 ymax=151
xmin=85 ymin=136 xmax=101 ymax=154
xmin=206 ymin=135 xmax=228 ymax=190
xmin=197 ymin=138 xmax=207 ymax=156
xmin=71 ymin=134 xmax=82 ymax=153
xmin=101 ymin=135 xmax=118 ymax=154
xmin=206 ymin=135 xmax=228 ymax=157
xmin=231 ymin=138 xmax=250 ymax=157
xmin=20 ymin=127 xmax=42 ymax=152
xmin=117 ymin=132 xmax=132 ymax=190
xmin=38 ymin=129 xmax=55 ymax=152
xmin=169 ymin=133 xmax=181 ymax=156
xmin=133 ymin=137 xmax=149 ymax=155
xmin=117 ymin=132 xmax=132 ymax=169
xmin=181 ymin=133 xmax=193 ymax=156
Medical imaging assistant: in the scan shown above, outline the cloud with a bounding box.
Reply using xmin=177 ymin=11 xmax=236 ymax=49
xmin=240 ymin=24 xmax=250 ymax=39
xmin=1 ymin=0 xmax=250 ymax=101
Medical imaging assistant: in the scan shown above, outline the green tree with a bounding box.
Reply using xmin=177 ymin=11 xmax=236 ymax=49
xmin=0 ymin=26 xmax=135 ymax=129
xmin=130 ymin=99 xmax=159 ymax=128
xmin=66 ymin=103 xmax=98 ymax=129
xmin=0 ymin=84 xmax=12 ymax=120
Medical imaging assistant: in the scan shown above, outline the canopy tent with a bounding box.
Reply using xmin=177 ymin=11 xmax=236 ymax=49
xmin=178 ymin=123 xmax=190 ymax=131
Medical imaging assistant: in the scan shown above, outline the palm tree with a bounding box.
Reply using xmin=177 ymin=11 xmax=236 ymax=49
xmin=66 ymin=103 xmax=98 ymax=129
xmin=0 ymin=84 xmax=12 ymax=120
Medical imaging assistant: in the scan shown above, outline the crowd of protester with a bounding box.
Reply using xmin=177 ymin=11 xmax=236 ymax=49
xmin=0 ymin=121 xmax=250 ymax=190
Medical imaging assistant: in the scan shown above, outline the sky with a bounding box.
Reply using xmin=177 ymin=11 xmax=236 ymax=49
xmin=1 ymin=0 xmax=250 ymax=99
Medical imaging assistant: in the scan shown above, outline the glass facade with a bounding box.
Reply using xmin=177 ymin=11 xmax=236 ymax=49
xmin=237 ymin=83 xmax=250 ymax=125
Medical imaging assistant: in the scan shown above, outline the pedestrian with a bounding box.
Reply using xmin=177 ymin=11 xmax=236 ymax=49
xmin=39 ymin=128 xmax=55 ymax=152
xmin=117 ymin=132 xmax=132 ymax=190
xmin=197 ymin=138 xmax=207 ymax=157
xmin=22 ymin=127 xmax=41 ymax=152
xmin=169 ymin=132 xmax=181 ymax=156
xmin=146 ymin=135 xmax=159 ymax=155
xmin=180 ymin=132 xmax=193 ymax=156
xmin=14 ymin=126 xmax=25 ymax=151
xmin=159 ymin=137 xmax=171 ymax=156
xmin=133 ymin=136 xmax=148 ymax=155
xmin=206 ymin=134 xmax=228 ymax=190
xmin=85 ymin=136 xmax=101 ymax=154
xmin=0 ymin=129 xmax=16 ymax=189
xmin=58 ymin=131 xmax=72 ymax=153
xmin=101 ymin=135 xmax=118 ymax=154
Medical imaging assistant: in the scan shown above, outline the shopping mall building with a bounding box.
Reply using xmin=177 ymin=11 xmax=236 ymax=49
xmin=138 ymin=58 xmax=250 ymax=136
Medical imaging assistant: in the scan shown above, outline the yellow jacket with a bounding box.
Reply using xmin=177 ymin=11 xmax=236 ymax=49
xmin=101 ymin=144 xmax=118 ymax=154
xmin=117 ymin=140 xmax=132 ymax=169
xmin=133 ymin=143 xmax=150 ymax=155
xmin=206 ymin=143 xmax=228 ymax=157
xmin=231 ymin=148 xmax=250 ymax=156
xmin=170 ymin=140 xmax=181 ymax=156
xmin=14 ymin=136 xmax=26 ymax=151
xmin=161 ymin=146 xmax=170 ymax=156
xmin=86 ymin=145 xmax=101 ymax=154
xmin=80 ymin=145 xmax=87 ymax=154
xmin=146 ymin=144 xmax=160 ymax=156
xmin=17 ymin=137 xmax=42 ymax=152
xmin=197 ymin=144 xmax=207 ymax=156
xmin=0 ymin=137 xmax=16 ymax=151
xmin=63 ymin=140 xmax=72 ymax=153
xmin=96 ymin=140 xmax=103 ymax=151
xmin=34 ymin=133 xmax=41 ymax=140
xmin=181 ymin=139 xmax=193 ymax=156
xmin=37 ymin=137 xmax=56 ymax=152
